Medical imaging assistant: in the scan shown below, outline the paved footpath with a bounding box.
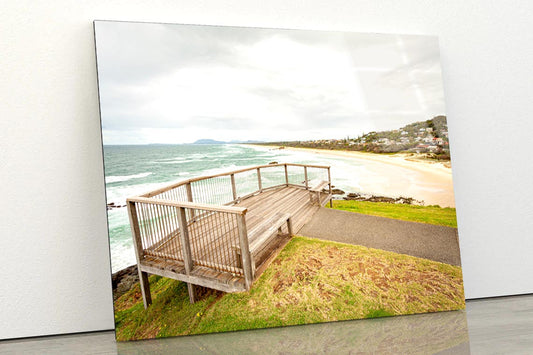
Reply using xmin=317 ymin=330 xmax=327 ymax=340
xmin=299 ymin=207 xmax=461 ymax=266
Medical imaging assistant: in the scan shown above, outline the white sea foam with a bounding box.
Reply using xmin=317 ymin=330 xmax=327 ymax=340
xmin=110 ymin=239 xmax=136 ymax=273
xmin=105 ymin=172 xmax=152 ymax=184
xmin=106 ymin=181 xmax=173 ymax=205
xmin=156 ymin=159 xmax=195 ymax=164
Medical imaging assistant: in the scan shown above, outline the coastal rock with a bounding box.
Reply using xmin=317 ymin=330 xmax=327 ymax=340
xmin=346 ymin=193 xmax=361 ymax=199
xmin=112 ymin=265 xmax=139 ymax=301
xmin=331 ymin=188 xmax=345 ymax=195
xmin=107 ymin=202 xmax=126 ymax=210
xmin=343 ymin=192 xmax=423 ymax=205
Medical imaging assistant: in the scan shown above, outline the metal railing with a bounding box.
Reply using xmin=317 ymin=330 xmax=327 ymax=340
xmin=127 ymin=163 xmax=331 ymax=291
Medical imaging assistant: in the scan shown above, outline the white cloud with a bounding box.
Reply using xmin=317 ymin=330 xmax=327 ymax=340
xmin=95 ymin=22 xmax=446 ymax=144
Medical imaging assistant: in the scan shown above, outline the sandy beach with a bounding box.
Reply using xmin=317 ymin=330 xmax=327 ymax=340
xmin=250 ymin=145 xmax=456 ymax=208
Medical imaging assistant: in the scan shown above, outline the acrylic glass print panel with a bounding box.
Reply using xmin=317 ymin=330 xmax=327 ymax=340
xmin=94 ymin=21 xmax=465 ymax=341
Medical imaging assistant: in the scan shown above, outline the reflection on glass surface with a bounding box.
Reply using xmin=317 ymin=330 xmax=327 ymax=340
xmin=117 ymin=310 xmax=469 ymax=354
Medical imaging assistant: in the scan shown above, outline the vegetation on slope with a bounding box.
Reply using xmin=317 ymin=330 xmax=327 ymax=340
xmin=256 ymin=116 xmax=451 ymax=158
xmin=114 ymin=236 xmax=464 ymax=341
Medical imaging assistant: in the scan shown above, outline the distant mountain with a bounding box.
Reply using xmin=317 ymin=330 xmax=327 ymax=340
xmin=193 ymin=139 xmax=227 ymax=144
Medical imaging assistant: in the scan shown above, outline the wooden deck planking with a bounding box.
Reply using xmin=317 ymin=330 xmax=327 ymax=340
xmin=242 ymin=188 xmax=306 ymax=228
xmin=148 ymin=186 xmax=323 ymax=257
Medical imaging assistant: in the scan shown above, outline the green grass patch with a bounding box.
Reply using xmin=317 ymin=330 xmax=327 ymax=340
xmin=329 ymin=200 xmax=457 ymax=227
xmin=114 ymin=236 xmax=464 ymax=341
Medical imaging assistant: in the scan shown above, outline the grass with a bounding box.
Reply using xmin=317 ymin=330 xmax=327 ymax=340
xmin=114 ymin=236 xmax=464 ymax=341
xmin=329 ymin=200 xmax=457 ymax=228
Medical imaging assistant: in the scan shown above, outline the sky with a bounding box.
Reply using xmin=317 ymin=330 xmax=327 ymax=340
xmin=95 ymin=21 xmax=446 ymax=145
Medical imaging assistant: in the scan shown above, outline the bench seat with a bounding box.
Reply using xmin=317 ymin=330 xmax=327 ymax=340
xmin=309 ymin=180 xmax=330 ymax=205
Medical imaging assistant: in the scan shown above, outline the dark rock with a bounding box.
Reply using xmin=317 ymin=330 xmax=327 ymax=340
xmin=269 ymin=161 xmax=278 ymax=164
xmin=346 ymin=192 xmax=361 ymax=199
xmin=343 ymin=192 xmax=423 ymax=205
xmin=112 ymin=265 xmax=139 ymax=301
xmin=107 ymin=202 xmax=126 ymax=210
xmin=331 ymin=188 xmax=345 ymax=195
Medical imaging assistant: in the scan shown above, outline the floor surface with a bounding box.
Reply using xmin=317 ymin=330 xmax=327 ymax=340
xmin=2 ymin=294 xmax=533 ymax=354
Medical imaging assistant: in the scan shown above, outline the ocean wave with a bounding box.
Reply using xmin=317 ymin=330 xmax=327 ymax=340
xmin=157 ymin=156 xmax=189 ymax=162
xmin=156 ymin=159 xmax=195 ymax=164
xmin=105 ymin=172 xmax=152 ymax=184
xmin=106 ymin=181 xmax=175 ymax=205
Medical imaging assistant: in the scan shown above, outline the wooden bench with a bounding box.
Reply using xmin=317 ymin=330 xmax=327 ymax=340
xmin=233 ymin=212 xmax=293 ymax=278
xmin=309 ymin=180 xmax=330 ymax=205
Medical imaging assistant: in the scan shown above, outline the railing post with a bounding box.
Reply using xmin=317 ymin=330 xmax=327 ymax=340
xmin=327 ymin=167 xmax=333 ymax=208
xmin=304 ymin=166 xmax=309 ymax=189
xmin=284 ymin=164 xmax=289 ymax=187
xmin=231 ymin=174 xmax=237 ymax=201
xmin=186 ymin=182 xmax=195 ymax=220
xmin=176 ymin=206 xmax=196 ymax=303
xmin=236 ymin=213 xmax=254 ymax=289
xmin=257 ymin=168 xmax=262 ymax=192
xmin=127 ymin=201 xmax=152 ymax=308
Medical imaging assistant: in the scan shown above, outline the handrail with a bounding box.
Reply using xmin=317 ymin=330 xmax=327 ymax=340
xmin=127 ymin=196 xmax=248 ymax=215
xmin=128 ymin=162 xmax=332 ymax=301
xmin=139 ymin=163 xmax=331 ymax=198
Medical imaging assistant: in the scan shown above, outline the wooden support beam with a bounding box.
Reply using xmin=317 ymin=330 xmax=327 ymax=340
xmin=127 ymin=201 xmax=152 ymax=308
xmin=237 ymin=214 xmax=254 ymax=288
xmin=304 ymin=166 xmax=309 ymax=190
xmin=139 ymin=264 xmax=246 ymax=293
xmin=328 ymin=167 xmax=333 ymax=208
xmin=233 ymin=246 xmax=243 ymax=269
xmin=287 ymin=216 xmax=293 ymax=236
xmin=284 ymin=164 xmax=289 ymax=187
xmin=185 ymin=182 xmax=195 ymax=221
xmin=138 ymin=271 xmax=152 ymax=308
xmin=187 ymin=283 xmax=196 ymax=303
xmin=231 ymin=174 xmax=237 ymax=201
xmin=257 ymin=168 xmax=262 ymax=192
xmin=177 ymin=206 xmax=196 ymax=304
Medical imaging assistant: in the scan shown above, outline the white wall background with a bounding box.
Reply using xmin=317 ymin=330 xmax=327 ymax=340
xmin=2 ymin=0 xmax=533 ymax=340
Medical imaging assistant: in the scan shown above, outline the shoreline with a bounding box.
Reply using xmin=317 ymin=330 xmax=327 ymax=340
xmin=248 ymin=144 xmax=452 ymax=174
xmin=247 ymin=144 xmax=456 ymax=208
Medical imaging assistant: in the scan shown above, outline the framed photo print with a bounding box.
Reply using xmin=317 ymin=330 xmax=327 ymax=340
xmin=94 ymin=20 xmax=464 ymax=341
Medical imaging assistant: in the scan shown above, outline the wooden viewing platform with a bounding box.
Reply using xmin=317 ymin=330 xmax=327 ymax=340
xmin=127 ymin=163 xmax=332 ymax=307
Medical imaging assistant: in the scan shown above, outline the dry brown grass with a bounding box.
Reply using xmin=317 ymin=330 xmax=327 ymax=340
xmin=114 ymin=236 xmax=465 ymax=340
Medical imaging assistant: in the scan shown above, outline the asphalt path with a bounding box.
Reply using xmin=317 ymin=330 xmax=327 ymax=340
xmin=299 ymin=207 xmax=461 ymax=266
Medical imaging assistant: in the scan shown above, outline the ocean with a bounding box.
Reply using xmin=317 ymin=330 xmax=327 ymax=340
xmin=103 ymin=144 xmax=432 ymax=272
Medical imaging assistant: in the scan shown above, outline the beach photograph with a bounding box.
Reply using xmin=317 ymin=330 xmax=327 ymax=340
xmin=94 ymin=21 xmax=465 ymax=342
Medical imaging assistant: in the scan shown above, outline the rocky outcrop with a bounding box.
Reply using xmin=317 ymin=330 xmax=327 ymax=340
xmin=331 ymin=188 xmax=345 ymax=195
xmin=107 ymin=202 xmax=126 ymax=210
xmin=112 ymin=265 xmax=139 ymax=301
xmin=343 ymin=192 xmax=423 ymax=205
